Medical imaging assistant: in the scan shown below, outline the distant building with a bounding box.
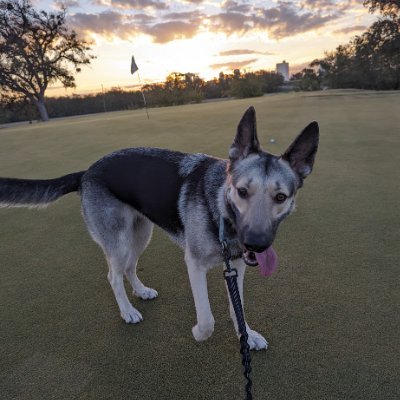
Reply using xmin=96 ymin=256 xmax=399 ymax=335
xmin=276 ymin=60 xmax=289 ymax=81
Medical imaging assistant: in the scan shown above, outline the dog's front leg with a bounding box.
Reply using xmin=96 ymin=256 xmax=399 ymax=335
xmin=185 ymin=250 xmax=215 ymax=342
xmin=227 ymin=259 xmax=269 ymax=350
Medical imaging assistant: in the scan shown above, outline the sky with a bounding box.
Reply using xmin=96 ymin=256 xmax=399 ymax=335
xmin=36 ymin=0 xmax=377 ymax=96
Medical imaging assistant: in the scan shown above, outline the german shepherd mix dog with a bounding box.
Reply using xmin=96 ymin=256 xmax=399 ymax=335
xmin=0 ymin=107 xmax=318 ymax=350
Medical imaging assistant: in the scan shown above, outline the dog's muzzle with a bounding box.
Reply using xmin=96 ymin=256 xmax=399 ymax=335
xmin=242 ymin=235 xmax=272 ymax=266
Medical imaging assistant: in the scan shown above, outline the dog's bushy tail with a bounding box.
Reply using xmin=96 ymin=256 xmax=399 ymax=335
xmin=0 ymin=171 xmax=86 ymax=208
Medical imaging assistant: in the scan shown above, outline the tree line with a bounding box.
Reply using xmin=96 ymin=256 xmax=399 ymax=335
xmin=0 ymin=69 xmax=284 ymax=123
xmin=294 ymin=0 xmax=400 ymax=91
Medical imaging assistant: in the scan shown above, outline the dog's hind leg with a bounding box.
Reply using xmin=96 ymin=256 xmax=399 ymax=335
xmin=124 ymin=214 xmax=158 ymax=300
xmin=81 ymin=182 xmax=143 ymax=324
xmin=106 ymin=247 xmax=143 ymax=324
xmin=226 ymin=259 xmax=269 ymax=350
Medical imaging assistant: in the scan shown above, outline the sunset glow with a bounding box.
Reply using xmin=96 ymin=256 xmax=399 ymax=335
xmin=40 ymin=0 xmax=377 ymax=96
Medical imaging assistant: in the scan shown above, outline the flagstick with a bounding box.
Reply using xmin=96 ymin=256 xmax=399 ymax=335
xmin=137 ymin=71 xmax=150 ymax=120
xmin=101 ymin=84 xmax=107 ymax=113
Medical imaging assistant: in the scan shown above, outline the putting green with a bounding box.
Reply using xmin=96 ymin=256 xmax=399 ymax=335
xmin=1 ymin=90 xmax=399 ymax=399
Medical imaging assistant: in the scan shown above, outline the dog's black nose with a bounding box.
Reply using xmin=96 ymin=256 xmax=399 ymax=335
xmin=244 ymin=242 xmax=268 ymax=253
xmin=244 ymin=232 xmax=273 ymax=253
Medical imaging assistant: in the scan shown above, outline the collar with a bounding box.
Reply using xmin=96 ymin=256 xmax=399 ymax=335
xmin=219 ymin=214 xmax=239 ymax=248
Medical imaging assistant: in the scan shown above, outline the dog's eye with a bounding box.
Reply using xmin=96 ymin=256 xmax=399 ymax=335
xmin=275 ymin=193 xmax=287 ymax=203
xmin=237 ymin=187 xmax=248 ymax=199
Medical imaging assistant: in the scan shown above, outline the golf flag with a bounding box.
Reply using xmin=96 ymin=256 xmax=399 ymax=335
xmin=131 ymin=55 xmax=138 ymax=74
xmin=130 ymin=54 xmax=149 ymax=119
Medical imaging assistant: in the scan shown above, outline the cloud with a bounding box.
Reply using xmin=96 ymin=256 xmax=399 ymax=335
xmin=333 ymin=25 xmax=367 ymax=34
xmin=300 ymin=0 xmax=355 ymax=12
xmin=300 ymin=0 xmax=337 ymax=9
xmin=218 ymin=49 xmax=274 ymax=56
xmin=209 ymin=12 xmax=253 ymax=35
xmin=146 ymin=10 xmax=203 ymax=42
xmin=133 ymin=13 xmax=157 ymax=23
xmin=70 ymin=5 xmax=204 ymax=43
xmin=208 ymin=2 xmax=342 ymax=39
xmin=94 ymin=0 xmax=168 ymax=10
xmin=54 ymin=0 xmax=79 ymax=9
xmin=70 ymin=0 xmax=353 ymax=44
xmin=69 ymin=11 xmax=139 ymax=39
xmin=255 ymin=2 xmax=341 ymax=39
xmin=143 ymin=20 xmax=200 ymax=43
xmin=163 ymin=10 xmax=203 ymax=21
xmin=210 ymin=58 xmax=258 ymax=70
xmin=222 ymin=0 xmax=252 ymax=13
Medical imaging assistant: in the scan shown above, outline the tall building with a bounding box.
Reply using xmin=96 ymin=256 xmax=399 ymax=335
xmin=276 ymin=60 xmax=289 ymax=81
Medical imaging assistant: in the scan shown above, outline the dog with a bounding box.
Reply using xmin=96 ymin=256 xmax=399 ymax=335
xmin=0 ymin=107 xmax=319 ymax=350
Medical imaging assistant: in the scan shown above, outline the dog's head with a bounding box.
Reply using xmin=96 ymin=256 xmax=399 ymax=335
xmin=226 ymin=106 xmax=319 ymax=272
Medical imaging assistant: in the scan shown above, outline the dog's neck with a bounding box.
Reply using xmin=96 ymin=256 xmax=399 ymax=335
xmin=219 ymin=184 xmax=238 ymax=241
xmin=218 ymin=187 xmax=243 ymax=260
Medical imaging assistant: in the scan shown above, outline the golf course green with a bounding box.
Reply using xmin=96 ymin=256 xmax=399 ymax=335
xmin=1 ymin=90 xmax=399 ymax=399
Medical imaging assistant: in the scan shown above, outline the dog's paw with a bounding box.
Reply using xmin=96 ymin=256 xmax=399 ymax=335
xmin=246 ymin=329 xmax=269 ymax=351
xmin=121 ymin=306 xmax=143 ymax=324
xmin=134 ymin=286 xmax=158 ymax=300
xmin=192 ymin=321 xmax=215 ymax=342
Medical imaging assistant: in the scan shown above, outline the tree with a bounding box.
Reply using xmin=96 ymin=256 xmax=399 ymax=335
xmin=230 ymin=72 xmax=263 ymax=98
xmin=311 ymin=44 xmax=355 ymax=89
xmin=183 ymin=72 xmax=205 ymax=103
xmin=363 ymin=0 xmax=400 ymax=17
xmin=353 ymin=18 xmax=400 ymax=89
xmin=164 ymin=72 xmax=187 ymax=104
xmin=0 ymin=0 xmax=94 ymax=121
xmin=311 ymin=0 xmax=400 ymax=90
xmin=163 ymin=72 xmax=205 ymax=104
xmin=296 ymin=69 xmax=321 ymax=91
xmin=257 ymin=70 xmax=284 ymax=92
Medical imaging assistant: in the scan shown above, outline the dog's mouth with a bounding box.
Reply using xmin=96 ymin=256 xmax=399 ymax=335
xmin=243 ymin=247 xmax=278 ymax=277
xmin=243 ymin=249 xmax=259 ymax=266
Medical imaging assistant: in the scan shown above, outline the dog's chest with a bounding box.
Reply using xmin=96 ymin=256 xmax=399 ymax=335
xmin=101 ymin=152 xmax=184 ymax=234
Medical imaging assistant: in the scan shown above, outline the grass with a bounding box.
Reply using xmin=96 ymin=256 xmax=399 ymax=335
xmin=1 ymin=90 xmax=399 ymax=400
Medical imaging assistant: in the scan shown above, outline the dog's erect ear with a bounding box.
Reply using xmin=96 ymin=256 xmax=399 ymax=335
xmin=282 ymin=121 xmax=319 ymax=182
xmin=229 ymin=106 xmax=261 ymax=161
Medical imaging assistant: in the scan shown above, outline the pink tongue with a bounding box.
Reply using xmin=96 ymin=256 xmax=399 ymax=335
xmin=255 ymin=247 xmax=278 ymax=277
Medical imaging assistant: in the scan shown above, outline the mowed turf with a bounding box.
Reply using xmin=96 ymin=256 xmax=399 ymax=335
xmin=0 ymin=90 xmax=399 ymax=400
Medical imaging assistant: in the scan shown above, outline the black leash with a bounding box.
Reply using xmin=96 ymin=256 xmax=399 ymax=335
xmin=220 ymin=217 xmax=253 ymax=400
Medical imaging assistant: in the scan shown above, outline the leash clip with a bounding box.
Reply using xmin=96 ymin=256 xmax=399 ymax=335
xmin=221 ymin=239 xmax=231 ymax=259
xmin=223 ymin=268 xmax=238 ymax=279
